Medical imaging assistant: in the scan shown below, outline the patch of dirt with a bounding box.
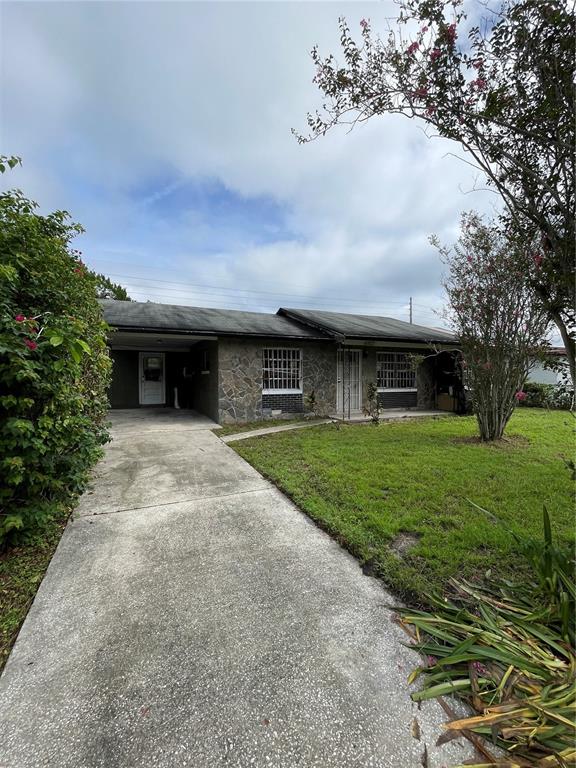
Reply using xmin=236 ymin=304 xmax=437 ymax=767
xmin=389 ymin=532 xmax=421 ymax=559
xmin=452 ymin=434 xmax=530 ymax=449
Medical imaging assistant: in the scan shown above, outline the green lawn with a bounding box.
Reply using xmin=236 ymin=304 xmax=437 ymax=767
xmin=0 ymin=509 xmax=69 ymax=672
xmin=233 ymin=409 xmax=575 ymax=604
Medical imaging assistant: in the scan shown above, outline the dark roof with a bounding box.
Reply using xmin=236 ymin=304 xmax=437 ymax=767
xmin=99 ymin=299 xmax=328 ymax=340
xmin=278 ymin=307 xmax=456 ymax=344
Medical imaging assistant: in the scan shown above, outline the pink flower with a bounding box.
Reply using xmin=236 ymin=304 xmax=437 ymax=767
xmin=533 ymin=253 xmax=544 ymax=268
xmin=407 ymin=41 xmax=419 ymax=55
xmin=425 ymin=105 xmax=437 ymax=116
xmin=25 ymin=339 xmax=37 ymax=351
xmin=421 ymin=25 xmax=429 ymax=33
xmin=360 ymin=18 xmax=369 ymax=29
xmin=427 ymin=655 xmax=437 ymax=667
xmin=446 ymin=23 xmax=457 ymax=43
xmin=473 ymin=59 xmax=484 ymax=70
xmin=15 ymin=314 xmax=26 ymax=322
xmin=473 ymin=661 xmax=489 ymax=675
xmin=515 ymin=391 xmax=527 ymax=401
xmin=414 ymin=85 xmax=428 ymax=98
xmin=473 ymin=78 xmax=487 ymax=91
xmin=430 ymin=48 xmax=441 ymax=61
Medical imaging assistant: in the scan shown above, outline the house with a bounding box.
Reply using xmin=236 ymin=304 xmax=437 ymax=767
xmin=100 ymin=300 xmax=462 ymax=423
xmin=527 ymin=347 xmax=569 ymax=386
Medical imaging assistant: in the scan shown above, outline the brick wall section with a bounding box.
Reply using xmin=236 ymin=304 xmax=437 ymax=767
xmin=378 ymin=391 xmax=418 ymax=409
xmin=218 ymin=338 xmax=337 ymax=424
xmin=261 ymin=393 xmax=304 ymax=413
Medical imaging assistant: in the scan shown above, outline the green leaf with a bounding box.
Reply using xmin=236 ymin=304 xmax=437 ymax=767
xmin=49 ymin=335 xmax=64 ymax=347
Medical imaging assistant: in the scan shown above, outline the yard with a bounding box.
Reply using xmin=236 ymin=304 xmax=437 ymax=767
xmin=0 ymin=508 xmax=69 ymax=671
xmin=233 ymin=409 xmax=575 ymax=604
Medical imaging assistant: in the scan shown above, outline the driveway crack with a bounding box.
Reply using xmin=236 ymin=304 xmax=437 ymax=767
xmin=79 ymin=484 xmax=272 ymax=518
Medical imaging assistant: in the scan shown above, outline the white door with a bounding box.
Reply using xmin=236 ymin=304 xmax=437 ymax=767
xmin=139 ymin=352 xmax=165 ymax=405
xmin=336 ymin=349 xmax=362 ymax=415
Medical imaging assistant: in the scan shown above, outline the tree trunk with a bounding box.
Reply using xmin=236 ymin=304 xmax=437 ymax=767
xmin=547 ymin=309 xmax=576 ymax=407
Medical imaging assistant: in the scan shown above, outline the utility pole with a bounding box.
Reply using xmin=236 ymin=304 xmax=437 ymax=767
xmin=409 ymin=296 xmax=413 ymax=324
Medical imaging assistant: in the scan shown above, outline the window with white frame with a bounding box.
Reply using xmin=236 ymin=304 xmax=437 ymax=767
xmin=262 ymin=348 xmax=302 ymax=392
xmin=377 ymin=352 xmax=416 ymax=389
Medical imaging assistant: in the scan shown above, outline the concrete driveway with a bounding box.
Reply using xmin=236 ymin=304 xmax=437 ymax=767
xmin=0 ymin=409 xmax=472 ymax=768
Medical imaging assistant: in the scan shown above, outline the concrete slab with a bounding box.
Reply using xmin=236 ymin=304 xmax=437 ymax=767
xmin=76 ymin=430 xmax=268 ymax=516
xmin=0 ymin=410 xmax=475 ymax=767
xmin=109 ymin=408 xmax=220 ymax=437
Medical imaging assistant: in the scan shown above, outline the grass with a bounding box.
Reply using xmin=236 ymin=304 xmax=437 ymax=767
xmin=0 ymin=508 xmax=69 ymax=672
xmin=233 ymin=409 xmax=575 ymax=604
xmin=215 ymin=416 xmax=326 ymax=437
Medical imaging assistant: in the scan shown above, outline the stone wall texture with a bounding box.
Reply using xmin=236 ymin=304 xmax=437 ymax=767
xmin=217 ymin=339 xmax=338 ymax=423
xmin=217 ymin=339 xmax=445 ymax=423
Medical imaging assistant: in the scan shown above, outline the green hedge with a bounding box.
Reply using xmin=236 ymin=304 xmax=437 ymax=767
xmin=0 ymin=189 xmax=111 ymax=546
xmin=518 ymin=381 xmax=572 ymax=410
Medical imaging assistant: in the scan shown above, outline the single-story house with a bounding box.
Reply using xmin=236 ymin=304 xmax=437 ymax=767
xmin=100 ymin=300 xmax=463 ymax=424
xmin=527 ymin=347 xmax=569 ymax=386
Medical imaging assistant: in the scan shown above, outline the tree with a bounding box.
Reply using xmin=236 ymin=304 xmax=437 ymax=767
xmin=297 ymin=0 xmax=575 ymax=387
xmin=0 ymin=178 xmax=111 ymax=545
xmin=435 ymin=212 xmax=550 ymax=441
xmin=93 ymin=273 xmax=132 ymax=301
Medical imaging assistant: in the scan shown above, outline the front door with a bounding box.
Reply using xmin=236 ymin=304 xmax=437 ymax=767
xmin=139 ymin=352 xmax=165 ymax=405
xmin=336 ymin=349 xmax=362 ymax=416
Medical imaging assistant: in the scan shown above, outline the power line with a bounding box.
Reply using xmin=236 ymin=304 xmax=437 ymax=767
xmin=104 ymin=271 xmax=443 ymax=315
xmin=124 ymin=288 xmax=411 ymax=313
xmin=120 ymin=288 xmax=447 ymax=327
xmin=103 ymin=271 xmax=416 ymax=306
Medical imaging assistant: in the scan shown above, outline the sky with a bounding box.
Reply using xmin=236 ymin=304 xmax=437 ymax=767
xmin=0 ymin=0 xmax=501 ymax=329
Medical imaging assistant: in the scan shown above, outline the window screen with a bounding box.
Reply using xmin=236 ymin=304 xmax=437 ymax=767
xmin=377 ymin=352 xmax=416 ymax=389
xmin=262 ymin=349 xmax=302 ymax=391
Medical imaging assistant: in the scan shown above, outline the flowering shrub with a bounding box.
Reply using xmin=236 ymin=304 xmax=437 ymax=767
xmin=517 ymin=382 xmax=572 ymax=411
xmin=0 ymin=188 xmax=111 ymax=546
xmin=436 ymin=213 xmax=550 ymax=441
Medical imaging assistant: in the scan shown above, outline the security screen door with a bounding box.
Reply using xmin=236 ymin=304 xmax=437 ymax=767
xmin=336 ymin=349 xmax=362 ymax=415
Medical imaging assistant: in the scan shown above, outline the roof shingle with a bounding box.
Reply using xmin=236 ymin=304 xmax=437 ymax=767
xmin=278 ymin=307 xmax=455 ymax=343
xmin=99 ymin=300 xmax=328 ymax=339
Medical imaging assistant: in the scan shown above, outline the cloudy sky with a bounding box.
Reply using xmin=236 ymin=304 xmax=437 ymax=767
xmin=1 ymin=0 xmax=499 ymax=329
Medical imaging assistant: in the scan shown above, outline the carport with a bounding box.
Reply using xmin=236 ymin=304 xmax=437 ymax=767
xmin=107 ymin=330 xmax=219 ymax=421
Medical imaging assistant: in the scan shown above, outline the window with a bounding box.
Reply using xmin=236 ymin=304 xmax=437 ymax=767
xmin=262 ymin=348 xmax=302 ymax=392
xmin=377 ymin=352 xmax=416 ymax=389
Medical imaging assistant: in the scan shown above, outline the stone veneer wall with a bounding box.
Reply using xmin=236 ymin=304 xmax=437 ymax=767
xmin=416 ymin=356 xmax=436 ymax=409
xmin=217 ymin=338 xmax=337 ymax=424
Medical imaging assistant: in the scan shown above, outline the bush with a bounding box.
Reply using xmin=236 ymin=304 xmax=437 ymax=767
xmin=0 ymin=188 xmax=111 ymax=546
xmin=403 ymin=509 xmax=575 ymax=765
xmin=518 ymin=381 xmax=572 ymax=410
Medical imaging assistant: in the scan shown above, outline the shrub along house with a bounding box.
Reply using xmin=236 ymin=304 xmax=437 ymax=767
xmin=100 ymin=300 xmax=462 ymax=424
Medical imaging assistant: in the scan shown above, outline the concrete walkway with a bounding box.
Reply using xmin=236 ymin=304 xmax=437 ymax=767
xmin=0 ymin=409 xmax=472 ymax=768
xmin=220 ymin=419 xmax=334 ymax=443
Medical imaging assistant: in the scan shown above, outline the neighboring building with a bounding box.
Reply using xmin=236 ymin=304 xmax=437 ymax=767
xmin=527 ymin=348 xmax=569 ymax=386
xmin=100 ymin=300 xmax=462 ymax=424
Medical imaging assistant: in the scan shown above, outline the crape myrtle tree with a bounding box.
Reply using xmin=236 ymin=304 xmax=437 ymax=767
xmin=436 ymin=212 xmax=550 ymax=441
xmin=296 ymin=0 xmax=575 ymax=388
